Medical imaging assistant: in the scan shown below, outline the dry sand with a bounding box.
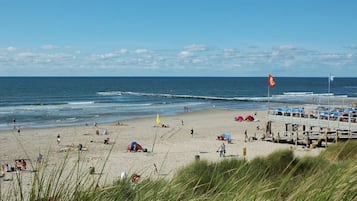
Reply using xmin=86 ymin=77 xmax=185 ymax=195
xmin=0 ymin=108 xmax=323 ymax=192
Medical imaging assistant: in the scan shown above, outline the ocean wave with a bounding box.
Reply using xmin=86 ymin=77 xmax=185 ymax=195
xmin=67 ymin=101 xmax=95 ymax=105
xmin=100 ymin=90 xmax=351 ymax=103
xmin=344 ymin=86 xmax=357 ymax=89
xmin=0 ymin=111 xmax=13 ymax=114
xmin=97 ymin=90 xmax=270 ymax=102
xmin=97 ymin=91 xmax=122 ymax=96
xmin=273 ymin=92 xmax=348 ymax=98
xmin=97 ymin=90 xmax=352 ymax=105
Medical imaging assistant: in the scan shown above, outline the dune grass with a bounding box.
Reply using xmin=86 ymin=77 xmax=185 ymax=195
xmin=1 ymin=140 xmax=356 ymax=201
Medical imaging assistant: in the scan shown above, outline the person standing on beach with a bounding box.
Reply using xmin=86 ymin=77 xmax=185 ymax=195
xmin=244 ymin=130 xmax=248 ymax=142
xmin=218 ymin=143 xmax=226 ymax=157
xmin=190 ymin=128 xmax=194 ymax=137
xmin=13 ymin=118 xmax=16 ymax=129
xmin=57 ymin=134 xmax=61 ymax=144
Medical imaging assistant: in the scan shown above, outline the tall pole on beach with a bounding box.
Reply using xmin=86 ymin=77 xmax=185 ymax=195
xmin=267 ymin=74 xmax=276 ymax=137
xmin=327 ymin=74 xmax=333 ymax=129
xmin=267 ymin=74 xmax=276 ymax=111
xmin=268 ymin=84 xmax=270 ymax=111
xmin=328 ymin=74 xmax=332 ymax=107
xmin=328 ymin=73 xmax=331 ymax=95
xmin=152 ymin=127 xmax=158 ymax=153
xmin=152 ymin=114 xmax=161 ymax=153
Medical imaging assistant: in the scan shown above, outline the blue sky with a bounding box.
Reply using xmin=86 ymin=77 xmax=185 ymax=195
xmin=1 ymin=0 xmax=357 ymax=77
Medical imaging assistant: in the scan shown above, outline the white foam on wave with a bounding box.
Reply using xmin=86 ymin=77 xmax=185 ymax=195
xmin=67 ymin=101 xmax=95 ymax=105
xmin=274 ymin=92 xmax=348 ymax=98
xmin=283 ymin=92 xmax=314 ymax=95
xmin=97 ymin=90 xmax=269 ymax=102
xmin=97 ymin=91 xmax=122 ymax=96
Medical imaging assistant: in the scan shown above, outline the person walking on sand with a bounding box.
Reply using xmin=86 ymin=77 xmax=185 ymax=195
xmin=218 ymin=143 xmax=226 ymax=157
xmin=190 ymin=128 xmax=194 ymax=137
xmin=13 ymin=118 xmax=16 ymax=130
xmin=57 ymin=134 xmax=61 ymax=144
xmin=244 ymin=130 xmax=248 ymax=142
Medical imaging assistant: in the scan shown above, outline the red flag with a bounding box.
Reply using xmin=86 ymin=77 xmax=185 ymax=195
xmin=268 ymin=74 xmax=276 ymax=87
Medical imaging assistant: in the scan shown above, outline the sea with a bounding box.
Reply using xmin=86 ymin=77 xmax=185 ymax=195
xmin=1 ymin=77 xmax=356 ymax=131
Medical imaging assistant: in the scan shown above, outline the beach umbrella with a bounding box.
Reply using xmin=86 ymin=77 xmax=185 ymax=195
xmin=275 ymin=108 xmax=283 ymax=112
xmin=283 ymin=107 xmax=292 ymax=113
xmin=321 ymin=111 xmax=329 ymax=116
xmin=274 ymin=107 xmax=285 ymax=115
xmin=344 ymin=108 xmax=355 ymax=113
xmin=292 ymin=108 xmax=304 ymax=115
xmin=331 ymin=112 xmax=340 ymax=117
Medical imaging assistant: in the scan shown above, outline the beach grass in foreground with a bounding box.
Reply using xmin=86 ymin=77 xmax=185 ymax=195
xmin=1 ymin=140 xmax=356 ymax=201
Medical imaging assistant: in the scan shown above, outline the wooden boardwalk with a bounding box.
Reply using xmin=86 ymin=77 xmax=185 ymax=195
xmin=266 ymin=114 xmax=357 ymax=145
xmin=268 ymin=114 xmax=357 ymax=131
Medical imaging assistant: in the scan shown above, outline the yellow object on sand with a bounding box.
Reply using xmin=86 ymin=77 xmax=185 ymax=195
xmin=156 ymin=114 xmax=161 ymax=125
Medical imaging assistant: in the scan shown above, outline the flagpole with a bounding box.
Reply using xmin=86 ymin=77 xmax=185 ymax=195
xmin=151 ymin=127 xmax=158 ymax=153
xmin=267 ymin=74 xmax=275 ymax=113
xmin=267 ymin=84 xmax=270 ymax=113
xmin=152 ymin=114 xmax=161 ymax=153
xmin=328 ymin=73 xmax=331 ymax=95
xmin=327 ymin=74 xmax=331 ymax=129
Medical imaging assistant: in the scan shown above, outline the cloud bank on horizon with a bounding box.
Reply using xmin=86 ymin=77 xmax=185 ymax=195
xmin=1 ymin=1 xmax=357 ymax=77
xmin=1 ymin=44 xmax=356 ymax=77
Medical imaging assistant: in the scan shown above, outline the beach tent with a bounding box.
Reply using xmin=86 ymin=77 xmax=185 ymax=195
xmin=245 ymin=115 xmax=254 ymax=121
xmin=217 ymin=133 xmax=232 ymax=143
xmin=217 ymin=133 xmax=232 ymax=140
xmin=127 ymin=141 xmax=144 ymax=152
xmin=235 ymin=116 xmax=244 ymax=121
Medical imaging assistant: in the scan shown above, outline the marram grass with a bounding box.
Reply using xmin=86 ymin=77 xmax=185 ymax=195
xmin=1 ymin=140 xmax=356 ymax=201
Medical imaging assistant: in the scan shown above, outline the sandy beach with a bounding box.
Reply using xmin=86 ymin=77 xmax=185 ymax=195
xmin=0 ymin=108 xmax=323 ymax=193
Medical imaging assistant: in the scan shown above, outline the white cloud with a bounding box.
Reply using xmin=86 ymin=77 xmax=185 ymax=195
xmin=116 ymin=48 xmax=129 ymax=54
xmin=183 ymin=44 xmax=208 ymax=52
xmin=100 ymin=53 xmax=116 ymax=59
xmin=346 ymin=44 xmax=357 ymax=49
xmin=178 ymin=51 xmax=191 ymax=58
xmin=177 ymin=45 xmax=212 ymax=59
xmin=41 ymin=44 xmax=58 ymax=50
xmin=134 ymin=49 xmax=149 ymax=54
xmin=223 ymin=48 xmax=239 ymax=58
xmin=7 ymin=46 xmax=16 ymax=51
xmin=192 ymin=58 xmax=202 ymax=64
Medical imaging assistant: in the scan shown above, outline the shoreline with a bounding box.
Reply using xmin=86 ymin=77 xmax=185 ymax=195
xmin=0 ymin=107 xmax=262 ymax=132
xmin=2 ymin=94 xmax=356 ymax=132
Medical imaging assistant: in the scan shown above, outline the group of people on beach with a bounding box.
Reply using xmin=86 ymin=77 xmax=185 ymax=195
xmin=1 ymin=159 xmax=27 ymax=174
